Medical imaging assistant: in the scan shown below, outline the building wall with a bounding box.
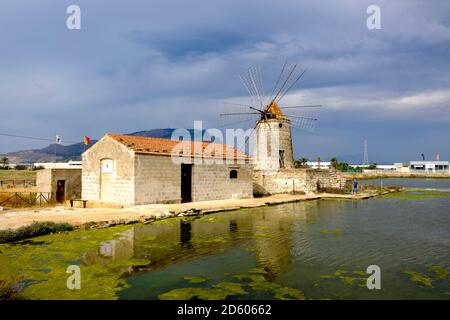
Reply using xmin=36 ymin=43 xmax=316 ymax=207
xmin=134 ymin=154 xmax=182 ymax=204
xmin=36 ymin=168 xmax=82 ymax=200
xmin=253 ymin=168 xmax=347 ymax=195
xmin=134 ymin=154 xmax=253 ymax=204
xmin=192 ymin=162 xmax=253 ymax=201
xmin=253 ymin=119 xmax=294 ymax=171
xmin=82 ymin=136 xmax=135 ymax=205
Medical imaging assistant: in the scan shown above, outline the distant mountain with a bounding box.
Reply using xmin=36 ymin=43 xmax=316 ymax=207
xmin=1 ymin=128 xmax=206 ymax=164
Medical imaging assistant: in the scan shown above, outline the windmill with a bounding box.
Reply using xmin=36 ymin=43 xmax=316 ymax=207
xmin=220 ymin=62 xmax=320 ymax=171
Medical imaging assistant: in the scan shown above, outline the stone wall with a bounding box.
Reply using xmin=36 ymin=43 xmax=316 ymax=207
xmin=253 ymin=168 xmax=347 ymax=195
xmin=36 ymin=168 xmax=82 ymax=200
xmin=82 ymin=136 xmax=135 ymax=205
xmin=134 ymin=154 xmax=182 ymax=204
xmin=192 ymin=162 xmax=253 ymax=201
xmin=134 ymin=155 xmax=253 ymax=204
xmin=253 ymin=118 xmax=294 ymax=171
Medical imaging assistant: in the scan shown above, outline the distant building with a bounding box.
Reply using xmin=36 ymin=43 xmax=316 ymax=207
xmin=306 ymin=161 xmax=331 ymax=169
xmin=360 ymin=161 xmax=449 ymax=173
xmin=34 ymin=160 xmax=82 ymax=169
xmin=36 ymin=168 xmax=82 ymax=202
xmin=409 ymin=161 xmax=449 ymax=173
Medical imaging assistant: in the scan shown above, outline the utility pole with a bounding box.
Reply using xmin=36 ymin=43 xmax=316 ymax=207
xmin=363 ymin=140 xmax=369 ymax=166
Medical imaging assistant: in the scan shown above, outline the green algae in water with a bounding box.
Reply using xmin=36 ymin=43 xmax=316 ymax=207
xmin=158 ymin=288 xmax=228 ymax=300
xmin=384 ymin=189 xmax=450 ymax=200
xmin=404 ymin=269 xmax=433 ymax=287
xmin=183 ymin=276 xmax=209 ymax=284
xmin=334 ymin=270 xmax=348 ymax=276
xmin=273 ymin=287 xmax=305 ymax=300
xmin=427 ymin=266 xmax=449 ymax=279
xmin=340 ymin=276 xmax=356 ymax=286
xmin=135 ymin=235 xmax=157 ymax=242
xmin=352 ymin=270 xmax=367 ymax=276
xmin=248 ymin=280 xmax=280 ymax=292
xmin=320 ymin=229 xmax=343 ymax=237
xmin=232 ymin=274 xmax=266 ymax=282
xmin=320 ymin=269 xmax=367 ymax=287
xmin=151 ymin=217 xmax=180 ymax=225
xmin=0 ymin=224 xmax=135 ymax=299
xmin=213 ymin=282 xmax=248 ymax=295
xmin=249 ymin=267 xmax=267 ymax=274
xmin=159 ymin=282 xmax=247 ymax=300
xmin=110 ymin=258 xmax=151 ymax=268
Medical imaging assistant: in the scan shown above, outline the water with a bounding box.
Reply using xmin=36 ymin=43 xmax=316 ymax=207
xmin=362 ymin=177 xmax=450 ymax=190
xmin=0 ymin=179 xmax=449 ymax=300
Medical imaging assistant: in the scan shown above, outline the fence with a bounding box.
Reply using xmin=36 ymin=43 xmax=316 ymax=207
xmin=0 ymin=179 xmax=36 ymax=188
xmin=0 ymin=192 xmax=53 ymax=208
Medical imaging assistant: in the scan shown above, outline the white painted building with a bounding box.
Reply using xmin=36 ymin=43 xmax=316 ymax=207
xmin=409 ymin=161 xmax=449 ymax=173
xmin=33 ymin=160 xmax=82 ymax=169
xmin=306 ymin=161 xmax=331 ymax=169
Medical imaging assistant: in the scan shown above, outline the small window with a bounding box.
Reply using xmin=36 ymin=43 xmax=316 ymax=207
xmin=101 ymin=159 xmax=114 ymax=173
xmin=230 ymin=170 xmax=238 ymax=179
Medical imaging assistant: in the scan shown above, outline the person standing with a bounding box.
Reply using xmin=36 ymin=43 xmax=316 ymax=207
xmin=353 ymin=178 xmax=358 ymax=194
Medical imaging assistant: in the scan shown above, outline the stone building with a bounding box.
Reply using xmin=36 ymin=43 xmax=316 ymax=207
xmin=36 ymin=168 xmax=82 ymax=202
xmin=82 ymin=134 xmax=253 ymax=206
xmin=252 ymin=100 xmax=346 ymax=195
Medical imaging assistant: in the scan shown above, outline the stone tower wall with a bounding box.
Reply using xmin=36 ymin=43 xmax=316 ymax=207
xmin=253 ymin=118 xmax=294 ymax=171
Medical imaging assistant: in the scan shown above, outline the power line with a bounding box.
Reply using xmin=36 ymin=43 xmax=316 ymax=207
xmin=0 ymin=133 xmax=79 ymax=144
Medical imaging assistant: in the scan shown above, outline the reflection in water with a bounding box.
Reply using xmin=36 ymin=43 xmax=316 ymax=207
xmin=229 ymin=219 xmax=238 ymax=233
xmin=251 ymin=209 xmax=293 ymax=281
xmin=82 ymin=228 xmax=135 ymax=265
xmin=180 ymin=219 xmax=192 ymax=248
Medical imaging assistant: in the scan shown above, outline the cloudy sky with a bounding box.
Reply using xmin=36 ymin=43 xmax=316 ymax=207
xmin=0 ymin=0 xmax=449 ymax=163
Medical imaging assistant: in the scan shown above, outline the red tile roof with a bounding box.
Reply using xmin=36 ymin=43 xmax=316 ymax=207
xmin=107 ymin=134 xmax=250 ymax=160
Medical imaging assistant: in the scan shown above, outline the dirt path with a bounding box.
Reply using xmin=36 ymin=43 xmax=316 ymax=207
xmin=0 ymin=191 xmax=384 ymax=231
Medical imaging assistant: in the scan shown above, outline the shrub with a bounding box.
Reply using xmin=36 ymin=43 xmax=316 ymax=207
xmin=0 ymin=222 xmax=73 ymax=244
xmin=14 ymin=165 xmax=27 ymax=170
xmin=0 ymin=278 xmax=21 ymax=300
xmin=319 ymin=187 xmax=347 ymax=194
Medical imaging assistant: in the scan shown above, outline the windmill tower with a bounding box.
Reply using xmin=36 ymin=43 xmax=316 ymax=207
xmin=253 ymin=100 xmax=294 ymax=170
xmin=220 ymin=62 xmax=320 ymax=172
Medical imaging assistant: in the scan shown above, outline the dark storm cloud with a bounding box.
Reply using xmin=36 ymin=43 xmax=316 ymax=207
xmin=0 ymin=0 xmax=449 ymax=161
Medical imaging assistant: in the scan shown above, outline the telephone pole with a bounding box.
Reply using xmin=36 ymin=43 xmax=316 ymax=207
xmin=363 ymin=140 xmax=369 ymax=165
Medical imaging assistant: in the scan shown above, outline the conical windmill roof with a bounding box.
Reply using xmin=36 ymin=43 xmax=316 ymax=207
xmin=265 ymin=100 xmax=285 ymax=119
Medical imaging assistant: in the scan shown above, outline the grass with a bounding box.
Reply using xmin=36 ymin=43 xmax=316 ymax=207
xmin=0 ymin=221 xmax=73 ymax=244
xmin=383 ymin=189 xmax=450 ymax=200
xmin=0 ymin=170 xmax=36 ymax=181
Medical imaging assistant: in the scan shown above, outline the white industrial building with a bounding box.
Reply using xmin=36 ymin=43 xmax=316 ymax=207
xmin=409 ymin=161 xmax=449 ymax=173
